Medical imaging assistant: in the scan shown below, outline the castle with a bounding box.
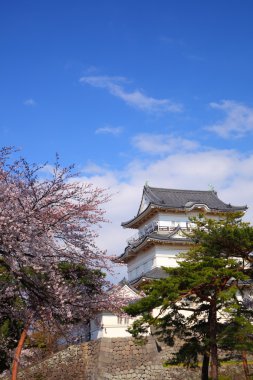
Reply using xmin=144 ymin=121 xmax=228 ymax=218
xmin=90 ymin=185 xmax=246 ymax=339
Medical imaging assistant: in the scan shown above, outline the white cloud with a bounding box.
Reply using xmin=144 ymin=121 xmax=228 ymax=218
xmin=95 ymin=126 xmax=123 ymax=136
xmin=132 ymin=133 xmax=198 ymax=155
xmin=82 ymin=162 xmax=108 ymax=175
xmin=207 ymin=100 xmax=253 ymax=138
xmin=80 ymin=75 xmax=182 ymax=114
xmin=38 ymin=164 xmax=55 ymax=175
xmin=23 ymin=98 xmax=37 ymax=107
xmin=80 ymin=148 xmax=253 ymax=282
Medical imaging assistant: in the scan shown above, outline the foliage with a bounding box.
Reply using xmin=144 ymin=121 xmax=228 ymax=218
xmin=0 ymin=258 xmax=24 ymax=372
xmin=219 ymin=314 xmax=253 ymax=353
xmin=26 ymin=323 xmax=62 ymax=354
xmin=0 ymin=318 xmax=23 ymax=372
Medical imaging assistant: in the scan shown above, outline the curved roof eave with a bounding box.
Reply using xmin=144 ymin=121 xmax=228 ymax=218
xmin=121 ymin=203 xmax=154 ymax=228
xmin=117 ymin=234 xmax=193 ymax=262
xmin=129 ymin=274 xmax=167 ymax=287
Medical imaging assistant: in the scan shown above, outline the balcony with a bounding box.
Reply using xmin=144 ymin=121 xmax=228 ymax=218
xmin=127 ymin=221 xmax=193 ymax=246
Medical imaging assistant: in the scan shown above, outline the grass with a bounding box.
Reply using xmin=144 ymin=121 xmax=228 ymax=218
xmin=165 ymin=359 xmax=253 ymax=367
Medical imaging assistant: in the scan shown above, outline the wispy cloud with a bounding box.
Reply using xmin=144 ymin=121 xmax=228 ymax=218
xmin=80 ymin=75 xmax=182 ymax=114
xmin=95 ymin=125 xmax=123 ymax=136
xmin=159 ymin=37 xmax=204 ymax=62
xmin=206 ymin=100 xmax=253 ymax=138
xmin=23 ymin=98 xmax=37 ymax=107
xmin=132 ymin=133 xmax=198 ymax=155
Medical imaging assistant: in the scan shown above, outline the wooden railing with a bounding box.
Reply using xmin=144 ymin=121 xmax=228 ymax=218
xmin=127 ymin=222 xmax=193 ymax=246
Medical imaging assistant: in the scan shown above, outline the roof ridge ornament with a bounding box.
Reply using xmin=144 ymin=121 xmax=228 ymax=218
xmin=208 ymin=183 xmax=217 ymax=194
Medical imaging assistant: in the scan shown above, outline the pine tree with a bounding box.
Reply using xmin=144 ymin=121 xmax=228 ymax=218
xmin=125 ymin=213 xmax=253 ymax=380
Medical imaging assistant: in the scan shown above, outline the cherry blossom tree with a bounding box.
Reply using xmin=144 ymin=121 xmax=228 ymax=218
xmin=0 ymin=147 xmax=120 ymax=379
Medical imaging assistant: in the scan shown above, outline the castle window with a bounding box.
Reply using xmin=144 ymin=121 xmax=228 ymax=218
xmin=117 ymin=317 xmax=123 ymax=324
xmin=117 ymin=317 xmax=129 ymax=325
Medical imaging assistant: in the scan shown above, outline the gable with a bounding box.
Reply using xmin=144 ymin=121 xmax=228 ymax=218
xmin=138 ymin=192 xmax=150 ymax=215
xmin=118 ymin=284 xmax=140 ymax=299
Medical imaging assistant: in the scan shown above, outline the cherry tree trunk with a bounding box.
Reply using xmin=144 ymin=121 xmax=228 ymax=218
xmin=11 ymin=323 xmax=30 ymax=380
xmin=209 ymin=301 xmax=218 ymax=380
xmin=242 ymin=351 xmax=250 ymax=380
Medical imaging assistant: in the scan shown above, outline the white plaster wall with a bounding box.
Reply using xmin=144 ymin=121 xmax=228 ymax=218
xmin=90 ymin=312 xmax=135 ymax=340
xmin=155 ymin=211 xmax=220 ymax=225
xmin=154 ymin=246 xmax=187 ymax=268
xmin=128 ymin=247 xmax=155 ymax=281
xmin=157 ymin=212 xmax=189 ymax=224
xmin=127 ymin=245 xmax=188 ymax=281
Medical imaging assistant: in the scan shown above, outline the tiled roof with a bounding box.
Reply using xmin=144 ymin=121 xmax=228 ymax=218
xmin=117 ymin=228 xmax=192 ymax=262
xmin=142 ymin=267 xmax=168 ymax=279
xmin=144 ymin=186 xmax=247 ymax=211
xmin=130 ymin=228 xmax=192 ymax=249
xmin=122 ymin=186 xmax=247 ymax=228
xmin=129 ymin=267 xmax=169 ymax=287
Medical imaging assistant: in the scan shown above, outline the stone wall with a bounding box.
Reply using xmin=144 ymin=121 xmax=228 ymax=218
xmin=96 ymin=337 xmax=158 ymax=377
xmin=16 ymin=340 xmax=101 ymax=380
xmin=3 ymin=337 xmax=253 ymax=379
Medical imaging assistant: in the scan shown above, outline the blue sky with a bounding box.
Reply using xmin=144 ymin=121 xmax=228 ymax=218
xmin=1 ymin=1 xmax=253 ymax=277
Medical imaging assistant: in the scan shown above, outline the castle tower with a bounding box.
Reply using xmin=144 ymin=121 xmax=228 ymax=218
xmin=118 ymin=185 xmax=246 ymax=289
